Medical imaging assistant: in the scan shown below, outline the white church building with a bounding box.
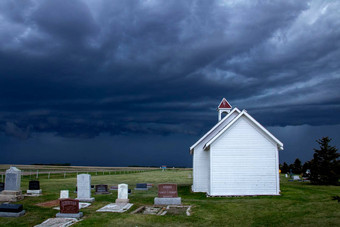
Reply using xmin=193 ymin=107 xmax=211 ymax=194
xmin=190 ymin=98 xmax=283 ymax=196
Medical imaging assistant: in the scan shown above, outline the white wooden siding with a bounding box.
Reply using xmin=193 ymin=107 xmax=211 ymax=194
xmin=210 ymin=116 xmax=279 ymax=196
xmin=193 ymin=144 xmax=210 ymax=192
xmin=192 ymin=111 xmax=239 ymax=192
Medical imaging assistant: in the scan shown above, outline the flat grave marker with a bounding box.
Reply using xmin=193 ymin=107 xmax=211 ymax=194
xmin=96 ymin=203 xmax=133 ymax=213
xmin=35 ymin=218 xmax=79 ymax=227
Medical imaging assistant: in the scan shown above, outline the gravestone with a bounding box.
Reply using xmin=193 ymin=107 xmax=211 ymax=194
xmin=95 ymin=184 xmax=110 ymax=194
xmin=0 ymin=167 xmax=24 ymax=202
xmin=110 ymin=186 xmax=118 ymax=190
xmin=56 ymin=199 xmax=83 ymax=219
xmin=29 ymin=180 xmax=40 ymax=190
xmin=4 ymin=167 xmax=21 ymax=191
xmin=60 ymin=190 xmax=69 ymax=199
xmin=76 ymin=174 xmax=94 ymax=202
xmin=27 ymin=180 xmax=42 ymax=195
xmin=154 ymin=184 xmax=181 ymax=205
xmin=293 ymin=175 xmax=301 ymax=181
xmin=0 ymin=203 xmax=25 ymax=217
xmin=0 ymin=183 xmax=4 ymax=192
xmin=116 ymin=184 xmax=129 ymax=204
xmin=135 ymin=183 xmax=148 ymax=190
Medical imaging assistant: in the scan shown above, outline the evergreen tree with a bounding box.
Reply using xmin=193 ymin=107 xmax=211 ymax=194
xmin=302 ymin=161 xmax=311 ymax=177
xmin=281 ymin=162 xmax=289 ymax=173
xmin=293 ymin=158 xmax=302 ymax=174
xmin=310 ymin=137 xmax=340 ymax=185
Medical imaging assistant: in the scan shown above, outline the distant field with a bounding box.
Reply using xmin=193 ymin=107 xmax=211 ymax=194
xmin=0 ymin=168 xmax=339 ymax=226
xmin=0 ymin=164 xmax=160 ymax=173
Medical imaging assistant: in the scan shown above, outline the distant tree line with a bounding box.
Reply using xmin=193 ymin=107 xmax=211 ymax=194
xmin=280 ymin=137 xmax=339 ymax=185
xmin=32 ymin=163 xmax=71 ymax=166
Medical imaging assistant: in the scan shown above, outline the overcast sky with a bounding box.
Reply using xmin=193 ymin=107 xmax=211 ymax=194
xmin=1 ymin=0 xmax=339 ymax=167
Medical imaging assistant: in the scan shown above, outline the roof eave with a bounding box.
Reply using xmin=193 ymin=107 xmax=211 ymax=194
xmin=189 ymin=107 xmax=241 ymax=150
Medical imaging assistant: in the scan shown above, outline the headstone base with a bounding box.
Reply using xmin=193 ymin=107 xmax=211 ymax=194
xmin=0 ymin=190 xmax=24 ymax=202
xmin=0 ymin=210 xmax=25 ymax=217
xmin=76 ymin=197 xmax=95 ymax=202
xmin=154 ymin=197 xmax=181 ymax=205
xmin=95 ymin=192 xmax=110 ymax=195
xmin=56 ymin=212 xmax=83 ymax=219
xmin=115 ymin=199 xmax=129 ymax=204
xmin=27 ymin=189 xmax=42 ymax=195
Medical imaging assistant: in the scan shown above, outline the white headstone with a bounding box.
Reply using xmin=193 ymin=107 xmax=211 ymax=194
xmin=76 ymin=174 xmax=94 ymax=202
xmin=77 ymin=174 xmax=90 ymax=199
xmin=4 ymin=167 xmax=21 ymax=191
xmin=60 ymin=190 xmax=69 ymax=199
xmin=293 ymin=175 xmax=300 ymax=180
xmin=118 ymin=184 xmax=128 ymax=200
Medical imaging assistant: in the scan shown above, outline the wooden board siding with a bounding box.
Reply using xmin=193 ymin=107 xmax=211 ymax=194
xmin=193 ymin=143 xmax=210 ymax=192
xmin=192 ymin=111 xmax=239 ymax=192
xmin=210 ymin=116 xmax=279 ymax=196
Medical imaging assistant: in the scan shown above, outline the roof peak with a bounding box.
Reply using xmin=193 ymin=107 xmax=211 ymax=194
xmin=218 ymin=98 xmax=232 ymax=109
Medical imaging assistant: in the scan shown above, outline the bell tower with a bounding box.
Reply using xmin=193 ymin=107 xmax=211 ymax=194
xmin=217 ymin=98 xmax=232 ymax=121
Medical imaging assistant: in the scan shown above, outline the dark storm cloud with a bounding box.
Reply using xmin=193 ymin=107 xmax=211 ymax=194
xmin=0 ymin=0 xmax=339 ymax=139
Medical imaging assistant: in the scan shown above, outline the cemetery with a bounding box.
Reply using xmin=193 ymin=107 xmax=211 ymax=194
xmin=0 ymin=165 xmax=339 ymax=226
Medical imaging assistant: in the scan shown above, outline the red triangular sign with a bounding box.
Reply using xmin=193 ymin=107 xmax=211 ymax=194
xmin=218 ymin=98 xmax=231 ymax=109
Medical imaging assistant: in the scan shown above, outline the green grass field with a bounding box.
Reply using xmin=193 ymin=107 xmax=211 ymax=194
xmin=0 ymin=169 xmax=339 ymax=226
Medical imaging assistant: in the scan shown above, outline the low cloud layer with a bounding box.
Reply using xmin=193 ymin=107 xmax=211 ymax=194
xmin=0 ymin=0 xmax=339 ymax=141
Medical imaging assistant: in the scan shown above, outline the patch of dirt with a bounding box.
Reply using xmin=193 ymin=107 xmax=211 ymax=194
xmin=35 ymin=200 xmax=59 ymax=207
xmin=166 ymin=206 xmax=188 ymax=215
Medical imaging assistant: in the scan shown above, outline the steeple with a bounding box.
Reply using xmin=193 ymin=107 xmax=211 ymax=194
xmin=217 ymin=98 xmax=232 ymax=121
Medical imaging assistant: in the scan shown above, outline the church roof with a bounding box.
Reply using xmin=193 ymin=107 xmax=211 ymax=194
xmin=190 ymin=108 xmax=283 ymax=154
xmin=203 ymin=110 xmax=283 ymax=151
xmin=189 ymin=108 xmax=241 ymax=154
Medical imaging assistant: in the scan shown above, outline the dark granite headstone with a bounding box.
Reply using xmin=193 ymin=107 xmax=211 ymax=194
xmin=29 ymin=180 xmax=40 ymax=190
xmin=60 ymin=199 xmax=79 ymax=214
xmin=0 ymin=204 xmax=23 ymax=213
xmin=0 ymin=182 xmax=4 ymax=192
xmin=110 ymin=186 xmax=118 ymax=190
xmin=136 ymin=183 xmax=147 ymax=189
xmin=91 ymin=185 xmax=94 ymax=189
xmin=95 ymin=184 xmax=109 ymax=194
xmin=158 ymin=184 xmax=178 ymax=198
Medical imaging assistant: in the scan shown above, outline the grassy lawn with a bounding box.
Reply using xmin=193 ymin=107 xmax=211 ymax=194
xmin=0 ymin=169 xmax=339 ymax=226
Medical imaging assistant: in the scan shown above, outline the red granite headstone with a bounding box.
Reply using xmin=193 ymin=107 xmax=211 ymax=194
xmin=158 ymin=184 xmax=178 ymax=198
xmin=59 ymin=199 xmax=79 ymax=214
